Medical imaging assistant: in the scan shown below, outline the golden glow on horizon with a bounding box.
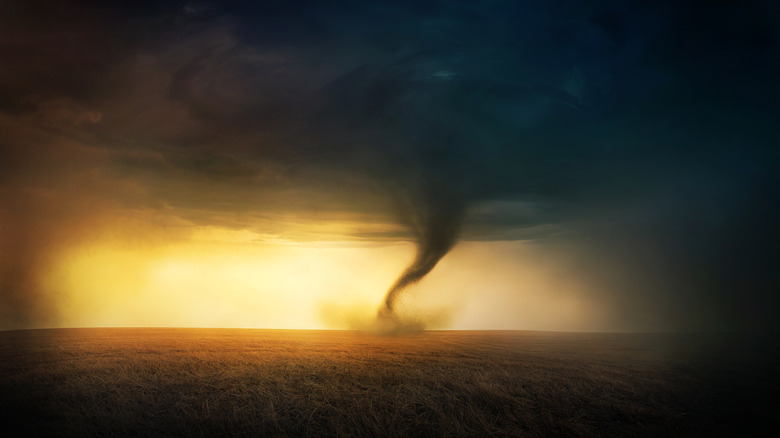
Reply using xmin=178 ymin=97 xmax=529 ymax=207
xmin=47 ymin=225 xmax=608 ymax=331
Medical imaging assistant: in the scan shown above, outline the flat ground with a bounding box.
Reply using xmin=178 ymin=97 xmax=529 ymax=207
xmin=1 ymin=328 xmax=777 ymax=437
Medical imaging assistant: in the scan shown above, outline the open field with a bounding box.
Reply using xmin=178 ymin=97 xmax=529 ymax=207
xmin=1 ymin=329 xmax=778 ymax=437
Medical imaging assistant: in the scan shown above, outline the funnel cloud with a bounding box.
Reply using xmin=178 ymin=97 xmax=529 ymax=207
xmin=380 ymin=188 xmax=465 ymax=320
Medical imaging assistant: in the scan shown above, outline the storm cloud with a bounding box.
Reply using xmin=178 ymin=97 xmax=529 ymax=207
xmin=1 ymin=0 xmax=779 ymax=330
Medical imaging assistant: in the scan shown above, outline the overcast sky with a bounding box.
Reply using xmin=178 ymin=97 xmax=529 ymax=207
xmin=1 ymin=0 xmax=779 ymax=331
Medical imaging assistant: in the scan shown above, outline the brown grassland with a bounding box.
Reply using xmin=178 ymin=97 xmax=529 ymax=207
xmin=1 ymin=328 xmax=778 ymax=437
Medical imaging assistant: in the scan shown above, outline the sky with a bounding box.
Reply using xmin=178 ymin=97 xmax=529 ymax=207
xmin=1 ymin=0 xmax=778 ymax=332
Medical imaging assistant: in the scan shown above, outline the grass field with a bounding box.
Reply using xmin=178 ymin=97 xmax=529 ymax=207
xmin=1 ymin=328 xmax=777 ymax=437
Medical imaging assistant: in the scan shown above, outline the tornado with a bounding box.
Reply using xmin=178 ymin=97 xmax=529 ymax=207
xmin=377 ymin=188 xmax=465 ymax=322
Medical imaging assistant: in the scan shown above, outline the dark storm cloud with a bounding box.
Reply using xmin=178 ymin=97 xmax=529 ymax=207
xmin=1 ymin=0 xmax=779 ymax=329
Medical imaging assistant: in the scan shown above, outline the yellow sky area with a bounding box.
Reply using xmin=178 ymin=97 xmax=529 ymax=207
xmin=47 ymin=223 xmax=610 ymax=331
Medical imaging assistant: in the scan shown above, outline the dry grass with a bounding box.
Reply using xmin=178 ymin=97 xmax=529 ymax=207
xmin=1 ymin=328 xmax=777 ymax=437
